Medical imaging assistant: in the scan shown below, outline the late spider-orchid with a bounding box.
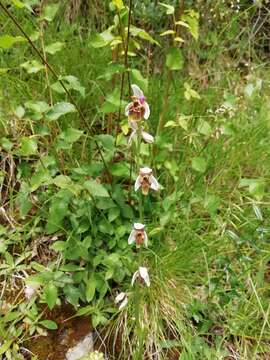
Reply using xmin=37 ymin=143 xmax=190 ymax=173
xmin=128 ymin=223 xmax=148 ymax=248
xmin=135 ymin=167 xmax=159 ymax=195
xmin=131 ymin=267 xmax=150 ymax=287
xmin=125 ymin=84 xmax=150 ymax=121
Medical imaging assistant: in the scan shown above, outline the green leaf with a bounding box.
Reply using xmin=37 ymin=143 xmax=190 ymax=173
xmin=46 ymin=102 xmax=76 ymax=121
xmin=51 ymin=75 xmax=85 ymax=97
xmin=191 ymin=157 xmax=207 ymax=173
xmin=40 ymin=320 xmax=58 ymax=330
xmin=86 ymin=278 xmax=96 ymax=302
xmin=0 ymin=137 xmax=13 ymax=151
xmin=45 ymin=191 xmax=72 ymax=234
xmin=84 ymin=180 xmax=110 ymax=198
xmin=110 ymin=162 xmax=129 ymax=177
xmin=184 ymin=82 xmax=200 ymax=100
xmin=197 ymin=120 xmax=212 ymax=136
xmin=108 ymin=207 xmax=120 ymax=222
xmin=42 ymin=4 xmax=59 ymax=22
xmin=20 ymin=60 xmax=44 ymax=73
xmin=130 ymin=26 xmax=159 ymax=45
xmin=44 ymin=282 xmax=58 ymax=310
xmin=59 ymin=128 xmax=83 ymax=143
xmin=45 ymin=42 xmax=64 ymax=54
xmin=50 ymin=241 xmax=67 ymax=252
xmin=130 ymin=69 xmax=148 ymax=92
xmin=0 ymin=35 xmax=25 ymax=49
xmin=0 ymin=340 xmax=13 ymax=355
xmin=25 ymin=101 xmax=50 ymax=113
xmin=19 ymin=137 xmax=38 ymax=156
xmin=166 ymin=47 xmax=184 ymax=70
xmin=96 ymin=134 xmax=115 ymax=150
xmin=159 ymin=2 xmax=175 ymax=14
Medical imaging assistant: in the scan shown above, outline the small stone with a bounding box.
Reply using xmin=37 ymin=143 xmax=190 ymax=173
xmin=65 ymin=332 xmax=94 ymax=360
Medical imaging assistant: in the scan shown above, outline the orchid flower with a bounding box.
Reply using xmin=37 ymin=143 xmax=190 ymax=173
xmin=115 ymin=292 xmax=128 ymax=310
xmin=135 ymin=167 xmax=159 ymax=195
xmin=125 ymin=84 xmax=150 ymax=121
xmin=131 ymin=267 xmax=150 ymax=287
xmin=128 ymin=126 xmax=154 ymax=145
xmin=128 ymin=223 xmax=148 ymax=247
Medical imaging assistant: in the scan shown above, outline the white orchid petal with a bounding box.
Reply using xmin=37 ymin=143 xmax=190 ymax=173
xmin=143 ymin=102 xmax=150 ymax=119
xmin=128 ymin=130 xmax=137 ymax=145
xmin=134 ymin=176 xmax=142 ymax=192
xmin=139 ymin=267 xmax=150 ymax=287
xmin=128 ymin=229 xmax=136 ymax=244
xmin=149 ymin=175 xmax=159 ymax=191
xmin=131 ymin=270 xmax=139 ymax=286
xmin=141 ymin=130 xmax=154 ymax=144
xmin=134 ymin=223 xmax=145 ymax=230
xmin=115 ymin=292 xmax=126 ymax=304
xmin=144 ymin=231 xmax=148 ymax=247
xmin=119 ymin=296 xmax=128 ymax=310
xmin=125 ymin=102 xmax=133 ymax=116
xmin=131 ymin=84 xmax=144 ymax=98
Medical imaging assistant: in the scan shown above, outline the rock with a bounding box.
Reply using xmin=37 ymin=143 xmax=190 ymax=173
xmin=65 ymin=332 xmax=94 ymax=360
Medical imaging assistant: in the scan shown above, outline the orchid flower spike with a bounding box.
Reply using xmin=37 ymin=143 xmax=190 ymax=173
xmin=135 ymin=167 xmax=159 ymax=195
xmin=128 ymin=223 xmax=148 ymax=248
xmin=115 ymin=292 xmax=128 ymax=310
xmin=131 ymin=267 xmax=150 ymax=287
xmin=125 ymin=84 xmax=150 ymax=121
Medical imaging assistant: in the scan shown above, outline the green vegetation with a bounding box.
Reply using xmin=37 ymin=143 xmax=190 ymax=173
xmin=1 ymin=0 xmax=270 ymax=359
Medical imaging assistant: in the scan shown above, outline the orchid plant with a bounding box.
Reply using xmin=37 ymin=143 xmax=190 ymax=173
xmin=115 ymin=83 xmax=160 ymax=312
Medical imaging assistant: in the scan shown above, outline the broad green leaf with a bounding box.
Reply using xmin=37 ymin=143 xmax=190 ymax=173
xmin=45 ymin=42 xmax=64 ymax=55
xmin=84 ymin=180 xmax=110 ymax=198
xmin=130 ymin=69 xmax=148 ymax=92
xmin=50 ymin=241 xmax=67 ymax=252
xmin=191 ymin=157 xmax=207 ymax=173
xmin=20 ymin=60 xmax=44 ymax=73
xmin=108 ymin=207 xmax=120 ymax=222
xmin=0 ymin=35 xmax=25 ymax=49
xmin=0 ymin=137 xmax=13 ymax=151
xmin=19 ymin=137 xmax=38 ymax=156
xmin=86 ymin=278 xmax=96 ymax=302
xmin=46 ymin=102 xmax=76 ymax=121
xmin=45 ymin=191 xmax=72 ymax=234
xmin=53 ymin=175 xmax=72 ymax=188
xmin=39 ymin=320 xmax=58 ymax=330
xmin=51 ymin=75 xmax=85 ymax=97
xmin=25 ymin=101 xmax=50 ymax=113
xmin=14 ymin=105 xmax=25 ymax=118
xmin=197 ymin=120 xmax=212 ymax=136
xmin=44 ymin=282 xmax=58 ymax=310
xmin=59 ymin=128 xmax=83 ymax=143
xmin=130 ymin=26 xmax=159 ymax=45
xmin=182 ymin=13 xmax=199 ymax=40
xmin=96 ymin=134 xmax=115 ymax=150
xmin=110 ymin=162 xmax=129 ymax=177
xmin=89 ymin=28 xmax=115 ymax=48
xmin=166 ymin=47 xmax=184 ymax=70
xmin=43 ymin=4 xmax=59 ymax=22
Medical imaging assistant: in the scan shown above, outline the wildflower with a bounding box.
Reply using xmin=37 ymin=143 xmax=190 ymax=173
xmin=115 ymin=292 xmax=128 ymax=310
xmin=24 ymin=284 xmax=39 ymax=300
xmin=135 ymin=167 xmax=159 ymax=195
xmin=128 ymin=223 xmax=148 ymax=247
xmin=128 ymin=126 xmax=154 ymax=145
xmin=125 ymin=84 xmax=150 ymax=121
xmin=131 ymin=267 xmax=150 ymax=287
